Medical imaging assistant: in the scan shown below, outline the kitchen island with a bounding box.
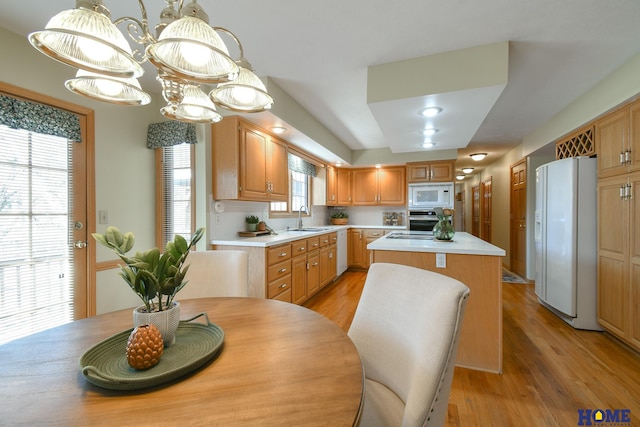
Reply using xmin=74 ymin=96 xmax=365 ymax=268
xmin=368 ymin=231 xmax=505 ymax=373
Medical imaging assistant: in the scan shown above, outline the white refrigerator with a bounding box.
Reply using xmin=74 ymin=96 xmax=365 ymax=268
xmin=534 ymin=157 xmax=602 ymax=330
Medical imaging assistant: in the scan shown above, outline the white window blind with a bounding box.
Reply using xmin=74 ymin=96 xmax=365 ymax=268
xmin=161 ymin=143 xmax=193 ymax=247
xmin=0 ymin=125 xmax=73 ymax=345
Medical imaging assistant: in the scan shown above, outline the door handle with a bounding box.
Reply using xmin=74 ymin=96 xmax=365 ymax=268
xmin=74 ymin=240 xmax=87 ymax=249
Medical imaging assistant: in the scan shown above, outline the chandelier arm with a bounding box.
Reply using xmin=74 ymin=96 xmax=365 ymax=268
xmin=213 ymin=27 xmax=244 ymax=59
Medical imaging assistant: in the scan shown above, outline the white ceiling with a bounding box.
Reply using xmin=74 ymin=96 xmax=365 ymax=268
xmin=2 ymin=0 xmax=640 ymax=173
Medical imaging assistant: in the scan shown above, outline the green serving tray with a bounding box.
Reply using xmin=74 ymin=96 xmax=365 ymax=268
xmin=79 ymin=313 xmax=224 ymax=391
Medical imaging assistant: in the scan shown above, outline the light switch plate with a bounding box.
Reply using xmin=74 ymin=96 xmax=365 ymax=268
xmin=436 ymin=253 xmax=446 ymax=268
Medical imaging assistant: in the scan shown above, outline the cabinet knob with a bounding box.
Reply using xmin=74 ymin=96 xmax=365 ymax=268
xmin=279 ymin=283 xmax=287 ymax=289
xmin=279 ymin=252 xmax=288 ymax=257
xmin=278 ymin=268 xmax=287 ymax=273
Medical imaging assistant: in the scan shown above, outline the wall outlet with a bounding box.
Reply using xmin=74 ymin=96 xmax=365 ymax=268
xmin=436 ymin=253 xmax=446 ymax=268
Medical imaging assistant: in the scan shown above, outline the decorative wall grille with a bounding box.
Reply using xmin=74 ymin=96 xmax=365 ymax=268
xmin=555 ymin=127 xmax=595 ymax=159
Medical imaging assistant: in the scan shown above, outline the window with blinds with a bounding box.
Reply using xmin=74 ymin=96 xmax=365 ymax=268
xmin=160 ymin=143 xmax=194 ymax=248
xmin=0 ymin=125 xmax=74 ymax=345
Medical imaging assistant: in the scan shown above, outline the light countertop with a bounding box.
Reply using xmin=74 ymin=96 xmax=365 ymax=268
xmin=211 ymin=225 xmax=407 ymax=248
xmin=367 ymin=231 xmax=505 ymax=256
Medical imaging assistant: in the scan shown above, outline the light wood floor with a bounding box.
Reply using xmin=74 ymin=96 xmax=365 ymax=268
xmin=304 ymin=270 xmax=640 ymax=426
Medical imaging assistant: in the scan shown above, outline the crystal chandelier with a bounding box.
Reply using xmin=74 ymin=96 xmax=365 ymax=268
xmin=28 ymin=0 xmax=274 ymax=123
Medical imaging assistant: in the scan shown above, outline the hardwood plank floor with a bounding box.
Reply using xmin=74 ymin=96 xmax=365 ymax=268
xmin=304 ymin=270 xmax=640 ymax=426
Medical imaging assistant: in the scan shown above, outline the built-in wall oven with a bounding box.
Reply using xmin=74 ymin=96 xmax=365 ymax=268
xmin=408 ymin=210 xmax=439 ymax=232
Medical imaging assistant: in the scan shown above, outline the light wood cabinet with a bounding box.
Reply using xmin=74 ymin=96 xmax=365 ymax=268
xmin=336 ymin=169 xmax=352 ymax=205
xmin=348 ymin=229 xmax=364 ymax=268
xmin=326 ymin=168 xmax=352 ymax=206
xmin=326 ymin=166 xmax=337 ymax=205
xmin=407 ymin=160 xmax=455 ymax=183
xmin=597 ymin=172 xmax=640 ymax=351
xmin=212 ymin=116 xmax=288 ymax=202
xmin=352 ymin=167 xmax=406 ymax=206
xmin=596 ymin=98 xmax=640 ymax=179
xmin=292 ymin=236 xmax=322 ymax=303
xmin=348 ymin=228 xmax=385 ymax=268
xmin=266 ymin=243 xmax=292 ymax=302
xmin=319 ymin=233 xmax=337 ymax=287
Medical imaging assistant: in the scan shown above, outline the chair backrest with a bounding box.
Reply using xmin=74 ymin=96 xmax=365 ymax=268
xmin=348 ymin=263 xmax=470 ymax=427
xmin=180 ymin=250 xmax=249 ymax=298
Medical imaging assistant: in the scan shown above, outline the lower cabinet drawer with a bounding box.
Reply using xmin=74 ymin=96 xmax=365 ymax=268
xmin=267 ymin=274 xmax=292 ymax=299
xmin=271 ymin=288 xmax=292 ymax=303
xmin=267 ymin=260 xmax=290 ymax=281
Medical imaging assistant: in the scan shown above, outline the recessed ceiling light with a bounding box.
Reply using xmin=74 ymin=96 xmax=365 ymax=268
xmin=470 ymin=153 xmax=487 ymax=161
xmin=271 ymin=126 xmax=287 ymax=134
xmin=420 ymin=107 xmax=442 ymax=117
xmin=335 ymin=161 xmax=342 ymax=167
xmin=375 ymin=164 xmax=382 ymax=169
xmin=422 ymin=128 xmax=438 ymax=136
xmin=422 ymin=142 xmax=435 ymax=148
xmin=462 ymin=167 xmax=474 ymax=174
xmin=456 ymin=175 xmax=466 ymax=180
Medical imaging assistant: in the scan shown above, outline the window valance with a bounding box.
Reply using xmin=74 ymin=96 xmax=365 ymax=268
xmin=288 ymin=153 xmax=317 ymax=177
xmin=147 ymin=121 xmax=197 ymax=149
xmin=0 ymin=94 xmax=81 ymax=141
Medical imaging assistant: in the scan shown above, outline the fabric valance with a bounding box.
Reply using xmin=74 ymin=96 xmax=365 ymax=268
xmin=0 ymin=94 xmax=81 ymax=142
xmin=147 ymin=121 xmax=197 ymax=149
xmin=288 ymin=153 xmax=317 ymax=177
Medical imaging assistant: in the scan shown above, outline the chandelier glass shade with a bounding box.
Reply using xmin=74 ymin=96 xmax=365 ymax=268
xmin=27 ymin=0 xmax=273 ymax=123
xmin=65 ymin=70 xmax=152 ymax=105
xmin=210 ymin=58 xmax=274 ymax=112
xmin=161 ymin=84 xmax=222 ymax=123
xmin=29 ymin=6 xmax=143 ymax=78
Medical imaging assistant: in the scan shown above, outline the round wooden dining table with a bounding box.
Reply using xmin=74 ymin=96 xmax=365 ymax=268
xmin=0 ymin=297 xmax=364 ymax=426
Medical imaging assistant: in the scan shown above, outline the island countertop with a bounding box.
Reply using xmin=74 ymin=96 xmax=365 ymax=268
xmin=367 ymin=231 xmax=506 ymax=256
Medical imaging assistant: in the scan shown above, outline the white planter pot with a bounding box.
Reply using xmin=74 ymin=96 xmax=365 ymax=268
xmin=133 ymin=301 xmax=181 ymax=347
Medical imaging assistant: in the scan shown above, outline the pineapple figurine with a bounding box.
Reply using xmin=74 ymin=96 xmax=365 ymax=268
xmin=126 ymin=324 xmax=164 ymax=370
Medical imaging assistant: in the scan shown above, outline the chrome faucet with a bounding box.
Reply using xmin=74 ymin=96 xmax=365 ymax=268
xmin=298 ymin=205 xmax=308 ymax=230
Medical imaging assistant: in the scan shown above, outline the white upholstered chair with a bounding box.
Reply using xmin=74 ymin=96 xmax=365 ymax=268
xmin=180 ymin=250 xmax=249 ymax=298
xmin=348 ymin=263 xmax=470 ymax=427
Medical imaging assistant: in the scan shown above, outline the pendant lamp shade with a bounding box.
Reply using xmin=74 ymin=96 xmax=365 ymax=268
xmin=210 ymin=62 xmax=274 ymax=112
xmin=161 ymin=84 xmax=222 ymax=123
xmin=65 ymin=70 xmax=151 ymax=106
xmin=146 ymin=16 xmax=239 ymax=84
xmin=28 ymin=7 xmax=143 ymax=78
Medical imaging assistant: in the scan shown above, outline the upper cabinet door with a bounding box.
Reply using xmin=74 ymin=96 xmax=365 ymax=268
xmin=378 ymin=167 xmax=406 ymax=205
xmin=596 ymin=108 xmax=629 ymax=179
xmin=326 ymin=166 xmax=337 ymax=205
xmin=267 ymin=136 xmax=288 ymax=201
xmin=336 ymin=169 xmax=352 ymax=205
xmin=407 ymin=161 xmax=454 ymax=182
xmin=240 ymin=124 xmax=269 ymax=200
xmin=352 ymin=169 xmax=378 ymax=205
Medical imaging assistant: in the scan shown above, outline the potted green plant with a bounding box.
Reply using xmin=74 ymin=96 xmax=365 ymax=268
xmin=245 ymin=215 xmax=260 ymax=231
xmin=330 ymin=211 xmax=349 ymax=225
xmin=92 ymin=226 xmax=204 ymax=346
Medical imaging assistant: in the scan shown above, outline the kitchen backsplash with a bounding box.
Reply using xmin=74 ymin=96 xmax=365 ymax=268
xmin=208 ymin=199 xmax=407 ymax=241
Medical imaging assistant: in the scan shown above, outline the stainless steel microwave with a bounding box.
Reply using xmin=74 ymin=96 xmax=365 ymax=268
xmin=408 ymin=182 xmax=454 ymax=209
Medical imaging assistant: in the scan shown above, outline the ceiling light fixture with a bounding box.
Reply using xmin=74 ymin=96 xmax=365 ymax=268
xmin=422 ymin=128 xmax=438 ymax=137
xmin=420 ymin=107 xmax=442 ymax=117
xmin=456 ymin=175 xmax=466 ymax=180
xmin=422 ymin=142 xmax=435 ymax=148
xmin=470 ymin=153 xmax=487 ymax=161
xmin=375 ymin=164 xmax=382 ymax=169
xmin=28 ymin=0 xmax=273 ymax=123
xmin=461 ymin=167 xmax=474 ymax=174
xmin=270 ymin=126 xmax=287 ymax=134
xmin=335 ymin=162 xmax=343 ymax=167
